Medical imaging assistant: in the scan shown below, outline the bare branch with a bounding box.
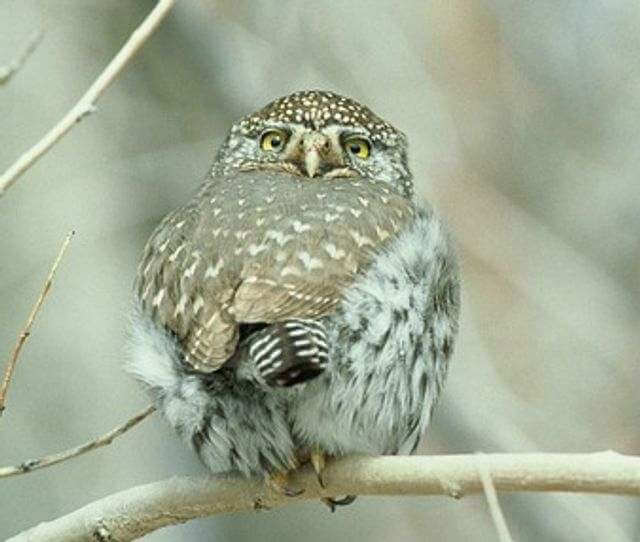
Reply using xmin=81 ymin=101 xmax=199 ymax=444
xmin=0 ymin=30 xmax=43 ymax=85
xmin=476 ymin=453 xmax=514 ymax=542
xmin=0 ymin=0 xmax=175 ymax=198
xmin=0 ymin=231 xmax=74 ymax=416
xmin=7 ymin=452 xmax=640 ymax=541
xmin=0 ymin=404 xmax=155 ymax=478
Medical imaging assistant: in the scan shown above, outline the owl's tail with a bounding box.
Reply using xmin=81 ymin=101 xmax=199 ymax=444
xmin=232 ymin=319 xmax=329 ymax=388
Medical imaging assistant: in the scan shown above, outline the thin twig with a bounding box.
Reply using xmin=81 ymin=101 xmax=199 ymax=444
xmin=476 ymin=452 xmax=514 ymax=542
xmin=0 ymin=0 xmax=175 ymax=197
xmin=0 ymin=404 xmax=155 ymax=478
xmin=0 ymin=29 xmax=44 ymax=85
xmin=7 ymin=452 xmax=640 ymax=541
xmin=0 ymin=231 xmax=75 ymax=417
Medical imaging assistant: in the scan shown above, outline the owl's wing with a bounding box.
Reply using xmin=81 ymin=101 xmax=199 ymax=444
xmin=135 ymin=173 xmax=414 ymax=373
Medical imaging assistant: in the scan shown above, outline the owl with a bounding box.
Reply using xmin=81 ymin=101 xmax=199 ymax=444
xmin=127 ymin=90 xmax=460 ymax=509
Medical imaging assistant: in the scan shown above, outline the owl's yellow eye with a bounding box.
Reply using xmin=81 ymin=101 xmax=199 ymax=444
xmin=260 ymin=129 xmax=288 ymax=152
xmin=344 ymin=136 xmax=371 ymax=159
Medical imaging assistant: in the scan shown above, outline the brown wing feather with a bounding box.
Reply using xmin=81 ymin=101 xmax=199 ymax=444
xmin=135 ymin=171 xmax=414 ymax=372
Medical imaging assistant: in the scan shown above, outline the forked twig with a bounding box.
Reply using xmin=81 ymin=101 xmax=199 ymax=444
xmin=0 ymin=29 xmax=43 ymax=85
xmin=0 ymin=405 xmax=156 ymax=478
xmin=0 ymin=231 xmax=75 ymax=416
xmin=476 ymin=452 xmax=514 ymax=542
xmin=0 ymin=0 xmax=175 ymax=197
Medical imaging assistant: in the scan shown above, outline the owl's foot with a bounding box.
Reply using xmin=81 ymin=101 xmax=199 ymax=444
xmin=311 ymin=449 xmax=357 ymax=512
xmin=265 ymin=471 xmax=304 ymax=498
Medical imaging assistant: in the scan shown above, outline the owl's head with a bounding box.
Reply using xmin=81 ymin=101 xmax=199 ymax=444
xmin=213 ymin=90 xmax=413 ymax=198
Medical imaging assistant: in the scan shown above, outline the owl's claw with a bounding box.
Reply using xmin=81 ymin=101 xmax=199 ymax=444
xmin=311 ymin=449 xmax=357 ymax=511
xmin=265 ymin=471 xmax=304 ymax=497
xmin=322 ymin=495 xmax=357 ymax=512
xmin=310 ymin=448 xmax=326 ymax=488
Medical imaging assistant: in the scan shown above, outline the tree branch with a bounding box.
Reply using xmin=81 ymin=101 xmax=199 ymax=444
xmin=0 ymin=231 xmax=74 ymax=417
xmin=7 ymin=452 xmax=640 ymax=542
xmin=0 ymin=0 xmax=175 ymax=198
xmin=0 ymin=404 xmax=155 ymax=478
xmin=0 ymin=29 xmax=43 ymax=85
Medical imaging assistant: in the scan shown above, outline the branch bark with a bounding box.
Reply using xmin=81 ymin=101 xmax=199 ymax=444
xmin=0 ymin=0 xmax=175 ymax=198
xmin=8 ymin=452 xmax=640 ymax=542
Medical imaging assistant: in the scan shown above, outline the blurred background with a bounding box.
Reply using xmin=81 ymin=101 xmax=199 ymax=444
xmin=1 ymin=1 xmax=639 ymax=540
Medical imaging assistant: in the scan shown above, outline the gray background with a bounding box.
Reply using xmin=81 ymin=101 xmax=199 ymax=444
xmin=1 ymin=1 xmax=639 ymax=540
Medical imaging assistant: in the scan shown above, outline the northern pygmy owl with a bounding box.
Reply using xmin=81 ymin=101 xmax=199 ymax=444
xmin=127 ymin=90 xmax=460 ymax=508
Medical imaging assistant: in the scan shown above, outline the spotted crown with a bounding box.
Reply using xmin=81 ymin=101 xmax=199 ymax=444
xmin=237 ymin=90 xmax=403 ymax=147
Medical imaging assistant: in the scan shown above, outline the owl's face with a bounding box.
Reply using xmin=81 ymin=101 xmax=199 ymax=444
xmin=213 ymin=90 xmax=413 ymax=198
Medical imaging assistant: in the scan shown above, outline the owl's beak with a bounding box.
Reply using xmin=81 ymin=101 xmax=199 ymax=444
xmin=302 ymin=133 xmax=329 ymax=178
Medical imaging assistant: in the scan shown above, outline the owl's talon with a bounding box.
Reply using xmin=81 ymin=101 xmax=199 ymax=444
xmin=321 ymin=497 xmax=336 ymax=512
xmin=265 ymin=471 xmax=304 ymax=498
xmin=310 ymin=449 xmax=326 ymax=488
xmin=321 ymin=495 xmax=357 ymax=512
xmin=311 ymin=450 xmax=356 ymax=511
xmin=330 ymin=495 xmax=357 ymax=506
